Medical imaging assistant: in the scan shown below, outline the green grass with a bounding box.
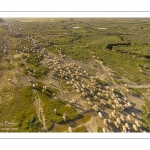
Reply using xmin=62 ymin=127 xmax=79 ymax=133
xmin=75 ymin=113 xmax=91 ymax=125
xmin=129 ymin=88 xmax=143 ymax=97
xmin=36 ymin=82 xmax=80 ymax=130
xmin=40 ymin=95 xmax=80 ymax=130
xmin=26 ymin=54 xmax=43 ymax=66
xmin=96 ymin=78 xmax=108 ymax=86
xmin=24 ymin=54 xmax=50 ymax=78
xmin=114 ymin=45 xmax=150 ymax=58
xmin=142 ymin=99 xmax=150 ymax=132
xmin=73 ymin=125 xmax=87 ymax=132
xmin=97 ymin=126 xmax=103 ymax=132
xmin=0 ymin=86 xmax=42 ymax=132
xmin=0 ymin=64 xmax=15 ymax=71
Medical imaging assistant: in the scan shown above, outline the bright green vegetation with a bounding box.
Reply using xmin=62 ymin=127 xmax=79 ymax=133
xmin=73 ymin=125 xmax=87 ymax=132
xmin=40 ymin=96 xmax=80 ymax=130
xmin=0 ymin=86 xmax=42 ymax=132
xmin=22 ymin=54 xmax=50 ymax=78
xmin=129 ymin=88 xmax=147 ymax=97
xmin=36 ymin=82 xmax=80 ymax=130
xmin=36 ymin=81 xmax=58 ymax=97
xmin=142 ymin=99 xmax=150 ymax=132
xmin=114 ymin=45 xmax=150 ymax=58
xmin=26 ymin=54 xmax=43 ymax=66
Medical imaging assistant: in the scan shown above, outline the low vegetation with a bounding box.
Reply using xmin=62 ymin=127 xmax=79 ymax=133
xmin=0 ymin=86 xmax=42 ymax=132
xmin=142 ymin=99 xmax=150 ymax=131
xmin=73 ymin=125 xmax=87 ymax=132
xmin=96 ymin=78 xmax=108 ymax=86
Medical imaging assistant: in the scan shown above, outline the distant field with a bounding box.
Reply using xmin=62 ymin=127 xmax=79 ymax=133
xmin=7 ymin=18 xmax=148 ymax=84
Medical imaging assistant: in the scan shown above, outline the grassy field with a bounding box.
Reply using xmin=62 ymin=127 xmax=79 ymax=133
xmin=0 ymin=86 xmax=42 ymax=132
xmin=142 ymin=99 xmax=150 ymax=131
xmin=9 ymin=18 xmax=150 ymax=84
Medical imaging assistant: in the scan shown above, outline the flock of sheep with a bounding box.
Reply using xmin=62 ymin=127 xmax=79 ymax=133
xmin=2 ymin=23 xmax=146 ymax=132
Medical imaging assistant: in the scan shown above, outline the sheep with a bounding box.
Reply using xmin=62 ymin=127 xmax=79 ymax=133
xmin=122 ymin=125 xmax=127 ymax=133
xmin=94 ymin=96 xmax=98 ymax=100
xmin=104 ymin=119 xmax=109 ymax=127
xmin=63 ymin=114 xmax=67 ymax=121
xmin=125 ymin=123 xmax=130 ymax=131
xmin=131 ymin=112 xmax=136 ymax=117
xmin=69 ymin=99 xmax=76 ymax=104
xmin=98 ymin=112 xmax=103 ymax=118
xmin=127 ymin=102 xmax=132 ymax=108
xmin=92 ymin=104 xmax=99 ymax=112
xmin=116 ymin=118 xmax=121 ymax=125
xmin=107 ymin=119 xmax=112 ymax=124
xmin=43 ymin=85 xmax=47 ymax=90
xmin=127 ymin=115 xmax=131 ymax=122
xmin=87 ymin=101 xmax=93 ymax=106
xmin=32 ymin=83 xmax=36 ymax=88
xmin=112 ymin=104 xmax=116 ymax=110
xmin=133 ymin=124 xmax=138 ymax=132
xmin=114 ymin=121 xmax=119 ymax=129
xmin=102 ymin=128 xmax=107 ymax=133
xmin=120 ymin=115 xmax=125 ymax=122
xmin=108 ymin=114 xmax=113 ymax=119
xmin=111 ymin=111 xmax=116 ymax=118
xmin=68 ymin=127 xmax=73 ymax=132
xmin=54 ymin=109 xmax=57 ymax=114
xmin=135 ymin=120 xmax=141 ymax=128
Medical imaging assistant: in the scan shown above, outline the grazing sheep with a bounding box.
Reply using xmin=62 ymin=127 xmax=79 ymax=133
xmin=63 ymin=114 xmax=67 ymax=121
xmin=127 ymin=102 xmax=132 ymax=108
xmin=102 ymin=128 xmax=107 ymax=133
xmin=127 ymin=115 xmax=131 ymax=122
xmin=114 ymin=121 xmax=119 ymax=129
xmin=122 ymin=125 xmax=127 ymax=133
xmin=68 ymin=127 xmax=73 ymax=132
xmin=104 ymin=119 xmax=109 ymax=127
xmin=116 ymin=118 xmax=121 ymax=125
xmin=120 ymin=115 xmax=125 ymax=122
xmin=54 ymin=109 xmax=57 ymax=114
xmin=98 ymin=112 xmax=103 ymax=118
xmin=133 ymin=124 xmax=138 ymax=132
xmin=135 ymin=120 xmax=141 ymax=128
xmin=111 ymin=111 xmax=116 ymax=118
xmin=125 ymin=123 xmax=130 ymax=131
xmin=131 ymin=112 xmax=136 ymax=117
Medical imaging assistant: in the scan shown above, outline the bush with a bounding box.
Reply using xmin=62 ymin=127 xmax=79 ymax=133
xmin=96 ymin=78 xmax=108 ymax=86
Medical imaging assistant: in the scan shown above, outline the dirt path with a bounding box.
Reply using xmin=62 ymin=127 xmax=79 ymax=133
xmin=33 ymin=89 xmax=47 ymax=131
xmin=127 ymin=84 xmax=150 ymax=89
